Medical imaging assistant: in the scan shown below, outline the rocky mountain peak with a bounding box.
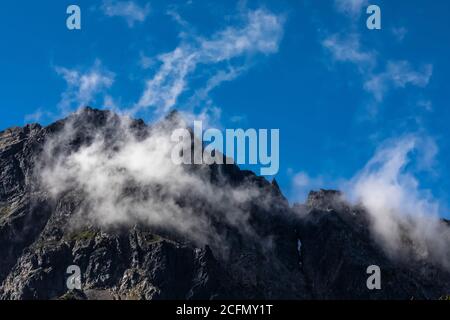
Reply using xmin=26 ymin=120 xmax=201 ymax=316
xmin=0 ymin=108 xmax=449 ymax=300
xmin=306 ymin=189 xmax=343 ymax=211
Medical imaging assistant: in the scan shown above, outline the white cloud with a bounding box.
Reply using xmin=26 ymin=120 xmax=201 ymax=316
xmin=38 ymin=114 xmax=274 ymax=255
xmin=103 ymin=95 xmax=119 ymax=110
xmin=344 ymin=135 xmax=450 ymax=269
xmin=139 ymin=52 xmax=155 ymax=69
xmin=55 ymin=61 xmax=115 ymax=113
xmin=386 ymin=61 xmax=433 ymax=88
xmin=364 ymin=61 xmax=433 ymax=102
xmin=322 ymin=33 xmax=433 ymax=105
xmin=334 ymin=0 xmax=368 ymax=18
xmin=230 ymin=115 xmax=246 ymax=123
xmin=322 ymin=33 xmax=376 ymax=70
xmin=101 ymin=0 xmax=150 ymax=27
xmin=24 ymin=108 xmax=53 ymax=123
xmin=134 ymin=8 xmax=284 ymax=115
xmin=392 ymin=26 xmax=408 ymax=42
xmin=166 ymin=7 xmax=190 ymax=29
xmin=417 ymin=99 xmax=433 ymax=112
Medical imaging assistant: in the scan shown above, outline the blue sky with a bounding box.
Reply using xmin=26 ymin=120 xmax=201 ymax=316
xmin=0 ymin=0 xmax=449 ymax=217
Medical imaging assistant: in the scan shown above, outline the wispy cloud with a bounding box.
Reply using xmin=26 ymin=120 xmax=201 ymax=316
xmin=391 ymin=26 xmax=408 ymax=42
xmin=24 ymin=108 xmax=54 ymax=124
xmin=55 ymin=60 xmax=115 ymax=113
xmin=334 ymin=0 xmax=368 ymax=18
xmin=322 ymin=33 xmax=432 ymax=106
xmin=322 ymin=33 xmax=376 ymax=70
xmin=101 ymin=0 xmax=150 ymax=27
xmin=364 ymin=61 xmax=433 ymax=102
xmin=230 ymin=115 xmax=247 ymax=124
xmin=134 ymin=8 xmax=284 ymax=115
xmin=139 ymin=51 xmax=155 ymax=69
xmin=322 ymin=0 xmax=433 ymax=117
xmin=417 ymin=99 xmax=433 ymax=112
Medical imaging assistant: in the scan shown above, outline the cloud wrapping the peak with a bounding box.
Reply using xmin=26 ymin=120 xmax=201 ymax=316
xmin=38 ymin=114 xmax=277 ymax=256
xmin=344 ymin=135 xmax=450 ymax=269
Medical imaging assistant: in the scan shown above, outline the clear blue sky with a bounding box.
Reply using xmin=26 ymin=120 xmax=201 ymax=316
xmin=0 ymin=0 xmax=449 ymax=217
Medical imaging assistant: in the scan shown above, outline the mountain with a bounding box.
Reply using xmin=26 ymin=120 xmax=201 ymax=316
xmin=0 ymin=107 xmax=449 ymax=300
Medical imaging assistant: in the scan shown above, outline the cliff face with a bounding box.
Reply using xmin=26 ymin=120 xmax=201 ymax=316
xmin=0 ymin=107 xmax=449 ymax=300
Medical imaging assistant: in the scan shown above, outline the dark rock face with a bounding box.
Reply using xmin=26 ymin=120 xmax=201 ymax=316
xmin=298 ymin=205 xmax=450 ymax=299
xmin=0 ymin=107 xmax=449 ymax=300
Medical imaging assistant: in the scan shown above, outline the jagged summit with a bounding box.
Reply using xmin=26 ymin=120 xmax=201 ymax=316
xmin=306 ymin=189 xmax=343 ymax=210
xmin=0 ymin=108 xmax=449 ymax=300
xmin=164 ymin=109 xmax=182 ymax=122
